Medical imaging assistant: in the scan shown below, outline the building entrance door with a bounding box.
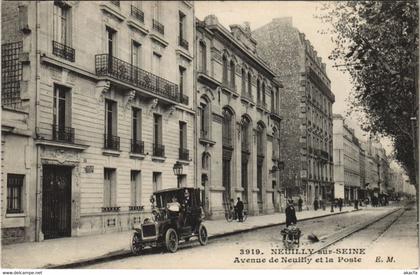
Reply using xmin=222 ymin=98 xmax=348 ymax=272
xmin=42 ymin=165 xmax=72 ymax=239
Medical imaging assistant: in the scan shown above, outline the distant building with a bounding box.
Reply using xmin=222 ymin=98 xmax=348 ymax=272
xmin=253 ymin=17 xmax=335 ymax=208
xmin=332 ymin=115 xmax=361 ymax=203
xmin=195 ymin=15 xmax=283 ymax=217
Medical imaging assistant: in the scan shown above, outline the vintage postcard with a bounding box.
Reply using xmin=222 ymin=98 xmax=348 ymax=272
xmin=1 ymin=0 xmax=418 ymax=272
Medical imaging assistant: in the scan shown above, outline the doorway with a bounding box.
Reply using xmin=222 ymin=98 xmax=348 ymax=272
xmin=42 ymin=165 xmax=72 ymax=239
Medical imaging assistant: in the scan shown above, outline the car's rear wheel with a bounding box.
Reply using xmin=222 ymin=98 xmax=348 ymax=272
xmin=165 ymin=228 xmax=178 ymax=253
xmin=130 ymin=232 xmax=143 ymax=255
xmin=198 ymin=224 xmax=208 ymax=246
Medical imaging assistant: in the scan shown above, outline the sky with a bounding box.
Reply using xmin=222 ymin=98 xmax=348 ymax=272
xmin=195 ymin=1 xmax=394 ymax=155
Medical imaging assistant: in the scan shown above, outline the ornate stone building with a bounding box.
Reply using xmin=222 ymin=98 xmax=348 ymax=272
xmin=1 ymin=1 xmax=195 ymax=243
xmin=253 ymin=17 xmax=335 ymax=208
xmin=195 ymin=15 xmax=283 ymax=217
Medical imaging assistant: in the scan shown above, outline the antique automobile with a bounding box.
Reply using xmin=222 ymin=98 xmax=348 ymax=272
xmin=130 ymin=187 xmax=208 ymax=254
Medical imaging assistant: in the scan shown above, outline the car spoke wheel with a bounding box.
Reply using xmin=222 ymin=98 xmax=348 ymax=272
xmin=130 ymin=233 xmax=143 ymax=255
xmin=198 ymin=224 xmax=208 ymax=246
xmin=225 ymin=212 xmax=233 ymax=222
xmin=165 ymin=228 xmax=178 ymax=253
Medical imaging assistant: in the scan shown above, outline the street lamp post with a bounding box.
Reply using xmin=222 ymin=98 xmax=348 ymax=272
xmin=173 ymin=161 xmax=183 ymax=188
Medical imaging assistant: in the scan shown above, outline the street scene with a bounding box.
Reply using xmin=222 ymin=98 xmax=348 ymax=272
xmin=1 ymin=0 xmax=418 ymax=272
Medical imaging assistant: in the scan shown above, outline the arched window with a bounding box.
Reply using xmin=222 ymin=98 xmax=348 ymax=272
xmin=230 ymin=60 xmax=235 ymax=89
xmin=199 ymin=97 xmax=210 ymax=139
xmin=262 ymin=82 xmax=266 ymax=106
xmin=271 ymin=89 xmax=275 ymax=112
xmin=248 ymin=72 xmax=252 ymax=98
xmin=222 ymin=108 xmax=234 ymax=147
xmin=202 ymin=153 xmax=209 ymax=170
xmin=199 ymin=41 xmax=207 ymax=73
xmin=257 ymin=79 xmax=261 ymax=104
xmin=241 ymin=68 xmax=246 ymax=95
xmin=222 ymin=55 xmax=228 ymax=85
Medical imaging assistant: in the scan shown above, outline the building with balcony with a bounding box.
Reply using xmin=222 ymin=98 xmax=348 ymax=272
xmin=253 ymin=17 xmax=335 ymax=208
xmin=195 ymin=15 xmax=283 ymax=218
xmin=333 ymin=114 xmax=361 ymax=203
xmin=1 ymin=0 xmax=195 ymax=243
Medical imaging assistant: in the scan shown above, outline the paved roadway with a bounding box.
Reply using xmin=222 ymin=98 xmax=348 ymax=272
xmin=81 ymin=206 xmax=418 ymax=269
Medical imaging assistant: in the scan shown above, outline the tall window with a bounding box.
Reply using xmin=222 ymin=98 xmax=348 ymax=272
xmin=7 ymin=174 xmax=24 ymax=213
xmin=103 ymin=168 xmax=116 ymax=207
xmin=200 ymin=101 xmax=210 ymax=138
xmin=131 ymin=40 xmax=141 ymax=67
xmin=222 ymin=55 xmax=228 ymax=85
xmin=153 ymin=114 xmax=164 ymax=156
xmin=152 ymin=172 xmax=162 ymax=192
xmin=53 ymin=85 xmax=72 ymax=142
xmin=271 ymin=90 xmax=275 ymax=112
xmin=199 ymin=42 xmax=207 ymax=73
xmin=276 ymin=87 xmax=279 ymax=112
xmin=106 ymin=27 xmax=117 ymax=57
xmin=105 ymin=99 xmax=118 ymax=150
xmin=53 ymin=2 xmax=71 ymax=45
xmin=179 ymin=66 xmax=186 ymax=98
xmin=241 ymin=69 xmax=246 ymax=95
xmin=152 ymin=52 xmax=161 ymax=76
xmin=230 ymin=60 xmax=235 ymax=89
xmin=130 ymin=170 xmax=141 ymax=207
xmin=262 ymin=82 xmax=266 ymax=105
xmin=179 ymin=121 xmax=188 ymax=160
xmin=179 ymin=11 xmax=186 ymax=40
xmin=153 ymin=1 xmax=160 ymax=20
xmin=131 ymin=107 xmax=142 ymax=153
xmin=248 ymin=72 xmax=252 ymax=97
xmin=53 ymin=84 xmax=70 ymax=130
xmin=179 ymin=121 xmax=187 ymax=149
xmin=222 ymin=108 xmax=233 ymax=147
xmin=257 ymin=79 xmax=261 ymax=104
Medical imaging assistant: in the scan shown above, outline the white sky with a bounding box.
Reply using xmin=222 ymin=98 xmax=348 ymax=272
xmin=195 ymin=1 xmax=393 ymax=154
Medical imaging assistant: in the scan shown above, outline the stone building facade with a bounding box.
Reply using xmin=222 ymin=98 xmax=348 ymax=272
xmin=195 ymin=15 xmax=283 ymax=217
xmin=1 ymin=0 xmax=195 ymax=243
xmin=253 ymin=17 xmax=335 ymax=208
xmin=332 ymin=114 xmax=361 ymax=203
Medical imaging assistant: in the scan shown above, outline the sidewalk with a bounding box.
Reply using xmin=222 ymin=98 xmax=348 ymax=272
xmin=1 ymin=206 xmax=357 ymax=269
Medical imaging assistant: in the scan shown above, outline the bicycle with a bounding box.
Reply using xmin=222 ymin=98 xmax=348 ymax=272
xmin=225 ymin=208 xmax=248 ymax=222
xmin=281 ymin=225 xmax=301 ymax=248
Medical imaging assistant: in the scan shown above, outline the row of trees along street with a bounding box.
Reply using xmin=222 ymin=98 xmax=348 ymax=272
xmin=317 ymin=1 xmax=419 ymax=221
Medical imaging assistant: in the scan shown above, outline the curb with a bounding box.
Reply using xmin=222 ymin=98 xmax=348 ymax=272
xmin=52 ymin=208 xmax=361 ymax=269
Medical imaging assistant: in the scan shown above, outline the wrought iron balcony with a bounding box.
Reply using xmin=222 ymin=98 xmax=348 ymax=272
xmin=179 ymin=148 xmax=189 ymax=161
xmin=52 ymin=125 xmax=75 ymax=143
xmin=52 ymin=41 xmax=75 ymax=62
xmin=321 ymin=150 xmax=329 ymax=160
xmin=104 ymin=134 xmax=120 ymax=150
xmin=152 ymin=19 xmax=164 ymax=35
xmin=131 ymin=5 xmax=144 ymax=22
xmin=179 ymin=36 xmax=189 ymax=50
xmin=131 ymin=139 xmax=144 ymax=154
xmin=153 ymin=143 xmax=165 ymax=157
xmin=102 ymin=206 xmax=120 ymax=212
xmin=95 ymin=54 xmax=181 ymax=103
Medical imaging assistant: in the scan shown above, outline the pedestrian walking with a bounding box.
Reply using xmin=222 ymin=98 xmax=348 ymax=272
xmin=313 ymin=199 xmax=319 ymax=211
xmin=338 ymin=198 xmax=343 ymax=212
xmin=320 ymin=199 xmax=326 ymax=210
xmin=298 ymin=197 xmax=303 ymax=212
xmin=285 ymin=200 xmax=297 ymax=227
xmin=235 ymin=197 xmax=244 ymax=222
xmin=354 ymin=199 xmax=358 ymax=210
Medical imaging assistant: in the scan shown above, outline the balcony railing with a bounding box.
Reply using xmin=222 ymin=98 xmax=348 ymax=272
xmin=179 ymin=36 xmax=189 ymax=50
xmin=52 ymin=125 xmax=75 ymax=143
xmin=152 ymin=19 xmax=164 ymax=35
xmin=131 ymin=139 xmax=144 ymax=154
xmin=104 ymin=134 xmax=120 ymax=150
xmin=95 ymin=54 xmax=181 ymax=103
xmin=52 ymin=41 xmax=75 ymax=62
xmin=153 ymin=143 xmax=165 ymax=157
xmin=179 ymin=148 xmax=189 ymax=161
xmin=131 ymin=5 xmax=144 ymax=22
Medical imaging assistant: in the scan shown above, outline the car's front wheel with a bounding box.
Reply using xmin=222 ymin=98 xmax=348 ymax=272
xmin=198 ymin=224 xmax=208 ymax=246
xmin=165 ymin=228 xmax=178 ymax=253
xmin=130 ymin=232 xmax=143 ymax=255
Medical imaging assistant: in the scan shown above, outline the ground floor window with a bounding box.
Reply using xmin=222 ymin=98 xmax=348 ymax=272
xmin=7 ymin=174 xmax=24 ymax=213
